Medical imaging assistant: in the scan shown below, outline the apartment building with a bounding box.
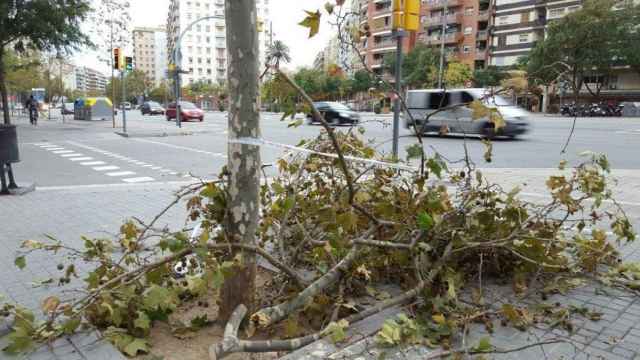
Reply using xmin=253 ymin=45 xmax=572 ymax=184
xmin=166 ymin=0 xmax=271 ymax=86
xmin=133 ymin=27 xmax=168 ymax=87
xmin=419 ymin=0 xmax=491 ymax=70
xmin=490 ymin=0 xmax=582 ymax=67
xmin=66 ymin=66 xmax=108 ymax=95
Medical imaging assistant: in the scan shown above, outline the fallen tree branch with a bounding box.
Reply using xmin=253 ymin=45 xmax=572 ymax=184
xmin=423 ymin=338 xmax=568 ymax=359
xmin=251 ymin=245 xmax=360 ymax=328
xmin=209 ymin=304 xmax=247 ymax=360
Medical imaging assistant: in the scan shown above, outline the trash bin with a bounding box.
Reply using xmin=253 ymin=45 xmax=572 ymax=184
xmin=0 ymin=124 xmax=20 ymax=164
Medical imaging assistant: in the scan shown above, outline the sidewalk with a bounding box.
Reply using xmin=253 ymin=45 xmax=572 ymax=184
xmin=1 ymin=162 xmax=639 ymax=359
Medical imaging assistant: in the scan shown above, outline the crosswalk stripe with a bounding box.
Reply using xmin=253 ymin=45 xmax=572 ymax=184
xmin=122 ymin=177 xmax=155 ymax=183
xmin=70 ymin=157 xmax=94 ymax=162
xmin=61 ymin=153 xmax=83 ymax=157
xmin=106 ymin=171 xmax=137 ymax=177
xmin=93 ymin=166 xmax=119 ymax=171
xmin=80 ymin=161 xmax=106 ymax=166
xmin=52 ymin=150 xmax=72 ymax=154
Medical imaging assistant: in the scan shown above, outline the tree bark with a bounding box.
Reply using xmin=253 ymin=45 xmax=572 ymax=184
xmin=219 ymin=0 xmax=261 ymax=323
xmin=0 ymin=47 xmax=11 ymax=125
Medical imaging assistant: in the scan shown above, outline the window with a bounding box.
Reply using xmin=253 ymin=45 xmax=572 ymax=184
xmin=463 ymin=45 xmax=470 ymax=53
xmin=464 ymin=26 xmax=472 ymax=35
xmin=465 ymin=7 xmax=473 ymax=15
xmin=497 ymin=36 xmax=506 ymax=47
xmin=498 ymin=16 xmax=508 ymax=25
xmin=548 ymin=8 xmax=565 ymax=18
xmin=519 ymin=33 xmax=529 ymax=43
xmin=520 ymin=12 xmax=530 ymax=23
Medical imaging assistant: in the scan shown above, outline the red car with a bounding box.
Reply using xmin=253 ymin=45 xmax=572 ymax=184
xmin=166 ymin=101 xmax=204 ymax=122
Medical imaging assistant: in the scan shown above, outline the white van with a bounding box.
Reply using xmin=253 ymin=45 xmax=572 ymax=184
xmin=404 ymin=88 xmax=530 ymax=138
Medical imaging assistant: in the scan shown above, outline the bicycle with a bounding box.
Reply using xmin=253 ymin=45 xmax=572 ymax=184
xmin=29 ymin=107 xmax=38 ymax=126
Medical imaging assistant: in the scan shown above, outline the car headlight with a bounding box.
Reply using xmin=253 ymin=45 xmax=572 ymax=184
xmin=339 ymin=112 xmax=351 ymax=118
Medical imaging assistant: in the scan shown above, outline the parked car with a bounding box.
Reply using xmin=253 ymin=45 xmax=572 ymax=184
xmin=165 ymin=101 xmax=204 ymax=122
xmin=404 ymin=88 xmax=530 ymax=139
xmin=140 ymin=101 xmax=165 ymax=115
xmin=61 ymin=102 xmax=75 ymax=115
xmin=307 ymin=102 xmax=360 ymax=125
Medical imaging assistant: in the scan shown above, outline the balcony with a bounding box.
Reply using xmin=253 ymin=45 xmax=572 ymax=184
xmin=475 ymin=49 xmax=487 ymax=59
xmin=371 ymin=39 xmax=397 ymax=50
xmin=427 ymin=0 xmax=461 ymax=10
xmin=426 ymin=32 xmax=463 ymax=45
xmin=371 ymin=57 xmax=386 ymax=68
xmin=477 ymin=10 xmax=490 ymax=21
xmin=370 ymin=17 xmax=392 ymax=33
xmin=476 ymin=30 xmax=488 ymax=41
xmin=425 ymin=13 xmax=462 ymax=28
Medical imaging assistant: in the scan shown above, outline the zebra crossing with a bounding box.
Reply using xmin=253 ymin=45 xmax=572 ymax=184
xmin=32 ymin=142 xmax=188 ymax=184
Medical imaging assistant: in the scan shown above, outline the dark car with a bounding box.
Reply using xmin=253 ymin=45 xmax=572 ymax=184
xmin=141 ymin=101 xmax=165 ymax=115
xmin=165 ymin=101 xmax=204 ymax=122
xmin=307 ymin=102 xmax=360 ymax=125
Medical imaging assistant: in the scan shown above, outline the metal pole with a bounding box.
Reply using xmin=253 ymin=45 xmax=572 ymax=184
xmin=176 ymin=52 xmax=181 ymax=129
xmin=437 ymin=1 xmax=448 ymax=89
xmin=60 ymin=57 xmax=65 ymax=123
xmin=110 ymin=20 xmax=116 ymax=128
xmin=392 ymin=30 xmax=404 ymax=160
xmin=121 ymin=70 xmax=127 ymax=133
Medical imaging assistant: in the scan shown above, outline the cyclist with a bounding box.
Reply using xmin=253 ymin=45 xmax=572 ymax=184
xmin=25 ymin=95 xmax=38 ymax=125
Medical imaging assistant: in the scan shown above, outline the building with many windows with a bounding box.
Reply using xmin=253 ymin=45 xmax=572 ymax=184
xmin=166 ymin=0 xmax=271 ymax=86
xmin=63 ymin=66 xmax=108 ymax=95
xmin=133 ymin=27 xmax=168 ymax=87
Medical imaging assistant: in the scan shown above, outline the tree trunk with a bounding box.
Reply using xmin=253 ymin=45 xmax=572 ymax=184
xmin=0 ymin=47 xmax=11 ymax=125
xmin=219 ymin=0 xmax=261 ymax=323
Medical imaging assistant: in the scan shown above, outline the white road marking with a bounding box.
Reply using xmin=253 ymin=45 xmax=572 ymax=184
xmin=106 ymin=171 xmax=136 ymax=177
xmin=152 ymin=166 xmax=162 ymax=170
xmin=161 ymin=169 xmax=172 ymax=173
xmin=70 ymin=157 xmax=94 ymax=162
xmin=93 ymin=166 xmax=120 ymax=171
xmin=52 ymin=150 xmax=72 ymax=154
xmin=81 ymin=161 xmax=106 ymax=166
xmin=122 ymin=177 xmax=155 ymax=183
xmin=61 ymin=153 xmax=83 ymax=157
xmin=143 ymin=165 xmax=153 ymax=167
xmin=132 ymin=138 xmax=226 ymax=158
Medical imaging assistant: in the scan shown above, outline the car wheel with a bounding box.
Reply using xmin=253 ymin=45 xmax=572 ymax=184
xmin=199 ymin=117 xmax=203 ymax=122
xmin=306 ymin=115 xmax=314 ymax=124
xmin=167 ymin=117 xmax=171 ymax=121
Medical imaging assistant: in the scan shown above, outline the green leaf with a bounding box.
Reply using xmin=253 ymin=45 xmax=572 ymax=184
xmin=123 ymin=338 xmax=149 ymax=356
xmin=325 ymin=319 xmax=349 ymax=343
xmin=14 ymin=256 xmax=26 ymax=270
xmin=134 ymin=311 xmax=151 ymax=330
xmin=473 ymin=337 xmax=493 ymax=352
xmin=324 ymin=2 xmax=335 ymax=14
xmin=62 ymin=318 xmax=81 ymax=335
xmin=190 ymin=314 xmax=212 ymax=329
xmin=417 ymin=211 xmax=434 ymax=231
xmin=143 ymin=285 xmax=176 ymax=311
xmin=288 ymin=119 xmax=303 ymax=128
xmin=426 ymin=156 xmax=447 ymax=179
xmin=405 ymin=143 xmax=423 ymax=161
xmin=298 ymin=10 xmax=321 ymax=38
xmin=283 ymin=195 xmax=296 ymax=212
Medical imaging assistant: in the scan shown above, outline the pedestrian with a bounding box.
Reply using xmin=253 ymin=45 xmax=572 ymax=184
xmin=25 ymin=95 xmax=38 ymax=125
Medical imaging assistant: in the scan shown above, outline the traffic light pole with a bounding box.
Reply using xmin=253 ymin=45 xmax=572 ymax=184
xmin=392 ymin=30 xmax=404 ymax=160
xmin=121 ymin=70 xmax=127 ymax=134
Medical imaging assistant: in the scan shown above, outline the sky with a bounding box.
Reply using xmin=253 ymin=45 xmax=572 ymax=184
xmin=79 ymin=0 xmax=336 ymax=75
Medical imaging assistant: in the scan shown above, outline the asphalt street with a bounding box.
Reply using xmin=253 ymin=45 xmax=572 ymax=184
xmin=11 ymin=110 xmax=640 ymax=188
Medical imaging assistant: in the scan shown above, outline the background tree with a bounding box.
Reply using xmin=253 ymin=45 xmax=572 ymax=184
xmin=444 ymin=61 xmax=473 ymax=87
xmin=384 ymin=44 xmax=439 ymax=88
xmin=105 ymin=70 xmax=148 ymax=104
xmin=527 ymin=0 xmax=622 ymax=100
xmin=148 ymin=81 xmax=171 ymax=104
xmin=0 ymin=0 xmax=91 ymax=124
xmin=473 ymin=66 xmax=505 ymax=87
xmin=265 ymin=40 xmax=291 ymax=68
xmin=617 ymin=0 xmax=640 ymax=76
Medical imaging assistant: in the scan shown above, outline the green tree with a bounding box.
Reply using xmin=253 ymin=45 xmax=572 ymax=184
xmin=265 ymin=40 xmax=291 ymax=68
xmin=473 ymin=66 xmax=505 ymax=87
xmin=0 ymin=0 xmax=91 ymax=124
xmin=105 ymin=70 xmax=149 ymax=104
xmin=148 ymin=81 xmax=171 ymax=104
xmin=384 ymin=44 xmax=440 ymax=88
xmin=293 ymin=68 xmax=325 ymax=100
xmin=617 ymin=0 xmax=640 ymax=76
xmin=527 ymin=0 xmax=621 ymax=99
xmin=444 ymin=61 xmax=473 ymax=87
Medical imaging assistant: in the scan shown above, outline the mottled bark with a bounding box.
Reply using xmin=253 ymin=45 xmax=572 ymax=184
xmin=0 ymin=47 xmax=11 ymax=125
xmin=219 ymin=0 xmax=261 ymax=322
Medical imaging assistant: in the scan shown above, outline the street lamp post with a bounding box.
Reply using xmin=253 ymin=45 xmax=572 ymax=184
xmin=437 ymin=1 xmax=448 ymax=89
xmin=172 ymin=15 xmax=225 ymax=128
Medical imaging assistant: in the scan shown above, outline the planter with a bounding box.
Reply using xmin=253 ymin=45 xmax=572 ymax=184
xmin=0 ymin=124 xmax=19 ymax=164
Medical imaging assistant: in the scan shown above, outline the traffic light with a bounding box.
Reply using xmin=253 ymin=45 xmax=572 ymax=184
xmin=404 ymin=0 xmax=420 ymax=31
xmin=125 ymin=56 xmax=133 ymax=71
xmin=257 ymin=17 xmax=264 ymax=32
xmin=113 ymin=48 xmax=121 ymax=70
xmin=392 ymin=0 xmax=404 ymax=30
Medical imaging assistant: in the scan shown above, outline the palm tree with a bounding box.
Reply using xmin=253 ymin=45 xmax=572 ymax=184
xmin=265 ymin=40 xmax=291 ymax=68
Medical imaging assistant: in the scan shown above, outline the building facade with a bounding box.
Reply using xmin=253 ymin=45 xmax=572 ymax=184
xmin=133 ymin=27 xmax=168 ymax=87
xmin=489 ymin=0 xmax=582 ymax=67
xmin=68 ymin=66 xmax=108 ymax=95
xmin=166 ymin=0 xmax=271 ymax=86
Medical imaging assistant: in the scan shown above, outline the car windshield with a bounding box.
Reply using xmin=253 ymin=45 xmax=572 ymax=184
xmin=180 ymin=102 xmax=197 ymax=109
xmin=148 ymin=102 xmax=161 ymax=107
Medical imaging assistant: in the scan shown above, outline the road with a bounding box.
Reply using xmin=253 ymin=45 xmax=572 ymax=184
xmin=11 ymin=110 xmax=640 ymax=188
